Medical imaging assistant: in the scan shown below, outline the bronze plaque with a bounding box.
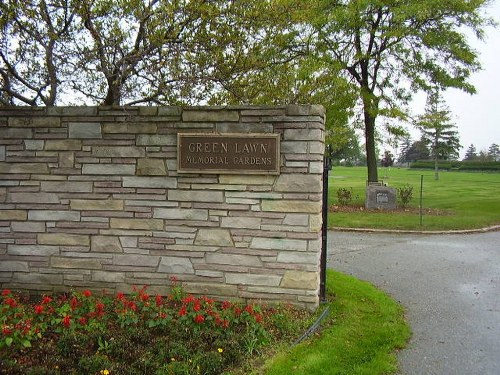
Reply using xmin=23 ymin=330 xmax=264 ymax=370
xmin=177 ymin=133 xmax=280 ymax=174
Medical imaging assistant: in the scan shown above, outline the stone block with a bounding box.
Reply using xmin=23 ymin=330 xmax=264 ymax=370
xmin=195 ymin=229 xmax=233 ymax=247
xmin=158 ymin=256 xmax=194 ymax=274
xmin=0 ymin=261 xmax=29 ymax=272
xmin=136 ymin=134 xmax=176 ymax=146
xmin=250 ymin=237 xmax=307 ymax=251
xmin=11 ymin=222 xmax=45 ymax=232
xmin=82 ymin=164 xmax=136 ymax=175
xmin=112 ymin=254 xmax=159 ymax=267
xmin=262 ymin=200 xmax=321 ymax=213
xmin=280 ymin=141 xmax=308 ymax=154
xmin=28 ymin=210 xmax=80 ymax=221
xmin=154 ymin=208 xmax=208 ymax=221
xmin=0 ymin=210 xmax=27 ymax=221
xmin=274 ymin=174 xmax=322 ymax=193
xmin=92 ymin=271 xmax=125 ymax=283
xmin=169 ymin=190 xmax=223 ymax=203
xmin=280 ymin=271 xmax=318 ymax=290
xmin=215 ymin=123 xmax=273 ymax=133
xmin=219 ymin=175 xmax=276 ymax=185
xmin=284 ymin=128 xmax=323 ymax=141
xmin=8 ymin=192 xmax=60 ymax=203
xmin=9 ymin=117 xmax=61 ymax=127
xmin=0 ymin=146 xmax=5 ymax=161
xmin=92 ymin=146 xmax=145 ymax=158
xmin=91 ymin=236 xmax=123 ymax=253
xmin=283 ymin=214 xmax=309 ymax=226
xmin=41 ymin=181 xmax=93 ymax=193
xmin=51 ymin=256 xmax=102 ymax=269
xmin=309 ymin=213 xmax=322 ymax=232
xmin=158 ymin=107 xmax=182 ymax=116
xmin=183 ymin=282 xmax=237 ymax=297
xmin=136 ymin=158 xmax=166 ymax=176
xmin=206 ymin=253 xmax=261 ymax=267
xmin=45 ymin=140 xmax=82 ymax=151
xmin=0 ymin=128 xmax=33 ymax=138
xmin=70 ymin=199 xmax=124 ymax=211
xmin=68 ymin=122 xmax=102 ymax=138
xmin=122 ymin=176 xmax=177 ymax=189
xmin=182 ymin=110 xmax=239 ymax=122
xmin=110 ymin=218 xmax=164 ymax=230
xmin=59 ymin=152 xmax=75 ymax=168
xmin=8 ymin=245 xmax=59 ymax=256
xmin=0 ymin=163 xmax=49 ymax=174
xmin=221 ymin=216 xmax=261 ymax=229
xmin=102 ymin=123 xmax=157 ymax=134
xmin=276 ymin=251 xmax=319 ymax=264
xmin=13 ymin=273 xmax=63 ymax=285
xmin=286 ymin=104 xmax=325 ymax=117
xmin=38 ymin=233 xmax=90 ymax=246
xmin=225 ymin=273 xmax=282 ymax=287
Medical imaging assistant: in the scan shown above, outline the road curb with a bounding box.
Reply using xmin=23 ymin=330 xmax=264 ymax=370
xmin=330 ymin=224 xmax=500 ymax=235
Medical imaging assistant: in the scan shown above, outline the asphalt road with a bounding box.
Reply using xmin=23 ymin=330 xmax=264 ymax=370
xmin=327 ymin=230 xmax=500 ymax=375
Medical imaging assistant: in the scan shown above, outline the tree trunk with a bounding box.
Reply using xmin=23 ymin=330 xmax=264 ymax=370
xmin=364 ymin=107 xmax=379 ymax=183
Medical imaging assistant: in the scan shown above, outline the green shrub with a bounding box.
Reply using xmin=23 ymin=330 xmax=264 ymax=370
xmin=337 ymin=188 xmax=353 ymax=205
xmin=397 ymin=184 xmax=413 ymax=208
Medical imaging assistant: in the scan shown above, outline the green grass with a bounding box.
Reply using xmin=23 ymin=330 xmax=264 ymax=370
xmin=257 ymin=270 xmax=411 ymax=375
xmin=328 ymin=167 xmax=500 ymax=230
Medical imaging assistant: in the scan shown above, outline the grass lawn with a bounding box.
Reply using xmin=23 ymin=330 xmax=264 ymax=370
xmin=257 ymin=270 xmax=411 ymax=375
xmin=328 ymin=167 xmax=500 ymax=231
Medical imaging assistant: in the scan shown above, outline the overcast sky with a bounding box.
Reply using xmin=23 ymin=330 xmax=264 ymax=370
xmin=410 ymin=0 xmax=500 ymax=158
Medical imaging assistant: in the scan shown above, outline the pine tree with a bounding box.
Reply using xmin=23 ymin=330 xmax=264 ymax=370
xmin=417 ymin=89 xmax=461 ymax=180
xmin=488 ymin=143 xmax=500 ymax=161
xmin=463 ymin=144 xmax=477 ymax=161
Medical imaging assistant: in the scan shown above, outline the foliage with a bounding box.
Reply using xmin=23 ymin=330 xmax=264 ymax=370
xmin=0 ymin=282 xmax=310 ymax=374
xmin=410 ymin=160 xmax=500 ymax=171
xmin=397 ymin=184 xmax=414 ymax=208
xmin=336 ymin=187 xmax=353 ymax=206
xmin=381 ymin=150 xmax=394 ymax=168
xmin=463 ymin=144 xmax=477 ymax=161
xmin=311 ymin=0 xmax=492 ymax=182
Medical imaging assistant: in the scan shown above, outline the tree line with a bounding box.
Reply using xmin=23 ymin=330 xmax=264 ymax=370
xmin=1 ymin=0 xmax=494 ymax=182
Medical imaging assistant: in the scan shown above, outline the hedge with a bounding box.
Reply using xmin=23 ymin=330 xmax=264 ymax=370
xmin=409 ymin=160 xmax=500 ymax=171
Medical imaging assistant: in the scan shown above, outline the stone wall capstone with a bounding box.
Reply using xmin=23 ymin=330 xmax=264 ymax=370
xmin=0 ymin=105 xmax=325 ymax=310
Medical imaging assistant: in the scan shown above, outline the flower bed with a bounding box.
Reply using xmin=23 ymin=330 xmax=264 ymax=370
xmin=1 ymin=279 xmax=307 ymax=374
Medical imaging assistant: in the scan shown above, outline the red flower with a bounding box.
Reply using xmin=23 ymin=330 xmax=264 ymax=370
xmin=95 ymin=302 xmax=105 ymax=316
xmin=221 ymin=300 xmax=232 ymax=310
xmin=34 ymin=304 xmax=44 ymax=314
xmin=128 ymin=301 xmax=137 ymax=311
xmin=4 ymin=298 xmax=17 ymax=308
xmin=178 ymin=306 xmax=187 ymax=317
xmin=193 ymin=300 xmax=201 ymax=312
xmin=1 ymin=289 xmax=11 ymax=296
xmin=83 ymin=290 xmax=92 ymax=297
xmin=116 ymin=292 xmax=126 ymax=301
xmin=70 ymin=297 xmax=79 ymax=310
xmin=79 ymin=317 xmax=87 ymax=326
xmin=141 ymin=293 xmax=150 ymax=302
xmin=194 ymin=314 xmax=205 ymax=324
xmin=42 ymin=296 xmax=52 ymax=304
xmin=245 ymin=305 xmax=254 ymax=314
xmin=182 ymin=295 xmax=195 ymax=304
xmin=155 ymin=295 xmax=163 ymax=307
xmin=2 ymin=326 xmax=12 ymax=335
xmin=62 ymin=315 xmax=71 ymax=328
xmin=254 ymin=313 xmax=263 ymax=323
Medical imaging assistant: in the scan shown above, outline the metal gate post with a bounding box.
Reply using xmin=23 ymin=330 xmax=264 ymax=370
xmin=320 ymin=146 xmax=332 ymax=303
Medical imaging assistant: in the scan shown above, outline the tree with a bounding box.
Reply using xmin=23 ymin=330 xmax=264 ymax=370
xmin=463 ymin=144 xmax=477 ymax=161
xmin=417 ymin=89 xmax=461 ymax=180
xmin=312 ymin=0 xmax=492 ymax=182
xmin=488 ymin=143 xmax=500 ymax=161
xmin=398 ymin=136 xmax=412 ymax=164
xmin=405 ymin=139 xmax=431 ymax=163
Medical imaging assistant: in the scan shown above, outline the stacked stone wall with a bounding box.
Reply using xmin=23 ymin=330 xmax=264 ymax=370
xmin=0 ymin=105 xmax=325 ymax=309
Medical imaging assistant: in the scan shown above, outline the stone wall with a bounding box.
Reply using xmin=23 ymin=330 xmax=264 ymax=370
xmin=0 ymin=105 xmax=325 ymax=309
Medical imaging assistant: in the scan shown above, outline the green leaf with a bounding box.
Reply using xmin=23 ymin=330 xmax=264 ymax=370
xmin=22 ymin=339 xmax=32 ymax=348
xmin=5 ymin=337 xmax=13 ymax=347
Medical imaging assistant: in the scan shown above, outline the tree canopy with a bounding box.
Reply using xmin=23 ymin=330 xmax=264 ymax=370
xmin=1 ymin=0 xmax=494 ymax=182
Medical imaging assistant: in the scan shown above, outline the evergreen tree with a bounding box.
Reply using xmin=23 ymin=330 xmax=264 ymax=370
xmin=417 ymin=89 xmax=461 ymax=180
xmin=488 ymin=143 xmax=500 ymax=161
xmin=463 ymin=144 xmax=477 ymax=161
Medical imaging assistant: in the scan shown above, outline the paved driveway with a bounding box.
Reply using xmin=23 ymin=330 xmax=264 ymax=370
xmin=327 ymin=230 xmax=500 ymax=375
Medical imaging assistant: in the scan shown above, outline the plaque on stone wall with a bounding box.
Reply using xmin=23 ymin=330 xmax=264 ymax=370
xmin=177 ymin=133 xmax=280 ymax=174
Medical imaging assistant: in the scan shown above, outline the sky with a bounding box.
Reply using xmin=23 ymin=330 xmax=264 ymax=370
xmin=409 ymin=0 xmax=500 ymax=158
